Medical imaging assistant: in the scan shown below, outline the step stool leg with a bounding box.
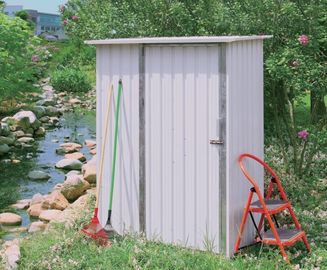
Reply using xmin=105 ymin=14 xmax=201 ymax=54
xmin=234 ymin=191 xmax=254 ymax=252
xmin=302 ymin=233 xmax=311 ymax=253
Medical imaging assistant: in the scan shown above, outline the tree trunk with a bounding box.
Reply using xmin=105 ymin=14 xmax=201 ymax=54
xmin=311 ymin=91 xmax=326 ymax=124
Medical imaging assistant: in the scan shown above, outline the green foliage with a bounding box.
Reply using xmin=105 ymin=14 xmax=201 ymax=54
xmin=51 ymin=67 xmax=92 ymax=93
xmin=0 ymin=13 xmax=47 ymax=103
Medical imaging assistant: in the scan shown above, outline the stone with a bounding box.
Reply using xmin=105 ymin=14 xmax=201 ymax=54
xmin=60 ymin=175 xmax=90 ymax=201
xmin=55 ymin=159 xmax=83 ymax=170
xmin=6 ymin=227 xmax=27 ymax=234
xmin=45 ymin=106 xmax=61 ymax=116
xmin=69 ymin=98 xmax=82 ymax=105
xmin=82 ymin=160 xmax=96 ymax=184
xmin=90 ymin=148 xmax=96 ymax=155
xmin=49 ymin=117 xmax=60 ymax=124
xmin=11 ymin=159 xmax=21 ymax=164
xmin=3 ymin=239 xmax=20 ymax=270
xmin=12 ymin=111 xmax=37 ymax=130
xmin=0 ymin=123 xmax=11 ymax=136
xmin=58 ymin=92 xmax=66 ymax=97
xmin=30 ymin=193 xmax=45 ymax=206
xmin=17 ymin=137 xmax=34 ymax=144
xmin=11 ymin=199 xmax=30 ymax=210
xmin=65 ymin=152 xmax=86 ymax=162
xmin=35 ymin=127 xmax=46 ymax=137
xmin=32 ymin=106 xmax=47 ymax=118
xmin=0 ymin=136 xmax=15 ymax=145
xmin=28 ymin=170 xmax=51 ymax=181
xmin=37 ymin=99 xmax=56 ymax=107
xmin=85 ymin=139 xmax=96 ymax=148
xmin=52 ymin=183 xmax=64 ymax=192
xmin=39 ymin=209 xmax=62 ymax=222
xmin=39 ymin=116 xmax=50 ymax=123
xmin=42 ymin=190 xmax=69 ymax=210
xmin=13 ymin=130 xmax=25 ymax=138
xmin=28 ymin=221 xmax=47 ymax=233
xmin=27 ymin=203 xmax=43 ymax=218
xmin=0 ymin=144 xmax=10 ymax=155
xmin=65 ymin=170 xmax=80 ymax=179
xmin=59 ymin=142 xmax=82 ymax=153
xmin=0 ymin=213 xmax=22 ymax=226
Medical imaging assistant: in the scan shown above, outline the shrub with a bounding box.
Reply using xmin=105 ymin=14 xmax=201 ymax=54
xmin=51 ymin=67 xmax=92 ymax=93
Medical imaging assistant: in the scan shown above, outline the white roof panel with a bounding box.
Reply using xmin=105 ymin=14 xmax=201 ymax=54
xmin=85 ymin=35 xmax=272 ymax=45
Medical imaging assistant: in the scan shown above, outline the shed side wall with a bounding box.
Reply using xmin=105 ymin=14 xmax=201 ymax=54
xmin=97 ymin=45 xmax=140 ymax=233
xmin=226 ymin=40 xmax=264 ymax=256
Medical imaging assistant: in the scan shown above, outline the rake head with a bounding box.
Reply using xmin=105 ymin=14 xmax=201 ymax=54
xmin=81 ymin=208 xmax=111 ymax=246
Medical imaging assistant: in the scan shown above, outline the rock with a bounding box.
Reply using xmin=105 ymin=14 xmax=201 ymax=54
xmin=39 ymin=116 xmax=50 ymax=123
xmin=6 ymin=227 xmax=28 ymax=234
xmin=60 ymin=175 xmax=90 ymax=201
xmin=17 ymin=137 xmax=34 ymax=144
xmin=0 ymin=144 xmax=10 ymax=155
xmin=0 ymin=213 xmax=22 ymax=226
xmin=35 ymin=127 xmax=46 ymax=137
xmin=90 ymin=148 xmax=96 ymax=155
xmin=85 ymin=139 xmax=96 ymax=148
xmin=28 ymin=170 xmax=51 ymax=181
xmin=37 ymin=99 xmax=56 ymax=107
xmin=49 ymin=117 xmax=59 ymax=124
xmin=30 ymin=193 xmax=45 ymax=206
xmin=58 ymin=92 xmax=66 ymax=97
xmin=32 ymin=106 xmax=47 ymax=118
xmin=69 ymin=98 xmax=82 ymax=105
xmin=45 ymin=106 xmax=61 ymax=116
xmin=65 ymin=152 xmax=86 ymax=162
xmin=55 ymin=159 xmax=83 ymax=170
xmin=52 ymin=183 xmax=64 ymax=192
xmin=65 ymin=170 xmax=80 ymax=179
xmin=3 ymin=239 xmax=20 ymax=270
xmin=13 ymin=130 xmax=25 ymax=138
xmin=59 ymin=142 xmax=82 ymax=153
xmin=12 ymin=111 xmax=37 ymax=130
xmin=27 ymin=203 xmax=43 ymax=218
xmin=42 ymin=84 xmax=53 ymax=91
xmin=0 ymin=123 xmax=11 ymax=136
xmin=28 ymin=221 xmax=47 ymax=233
xmin=11 ymin=159 xmax=21 ymax=164
xmin=39 ymin=209 xmax=62 ymax=222
xmin=11 ymin=199 xmax=30 ymax=210
xmin=82 ymin=160 xmax=96 ymax=184
xmin=42 ymin=191 xmax=69 ymax=210
xmin=0 ymin=136 xmax=15 ymax=145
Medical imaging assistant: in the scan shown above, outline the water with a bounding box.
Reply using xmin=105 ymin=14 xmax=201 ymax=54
xmin=0 ymin=110 xmax=96 ymax=240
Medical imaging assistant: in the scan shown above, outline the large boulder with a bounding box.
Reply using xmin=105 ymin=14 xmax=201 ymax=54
xmin=60 ymin=175 xmax=90 ymax=201
xmin=0 ymin=144 xmax=10 ymax=156
xmin=28 ymin=170 xmax=51 ymax=181
xmin=27 ymin=203 xmax=44 ymax=218
xmin=30 ymin=193 xmax=45 ymax=206
xmin=82 ymin=158 xmax=96 ymax=184
xmin=55 ymin=159 xmax=83 ymax=170
xmin=0 ymin=136 xmax=15 ymax=145
xmin=65 ymin=152 xmax=86 ymax=162
xmin=28 ymin=221 xmax=47 ymax=233
xmin=11 ymin=199 xmax=31 ymax=210
xmin=3 ymin=239 xmax=20 ymax=270
xmin=0 ymin=213 xmax=22 ymax=226
xmin=39 ymin=209 xmax=62 ymax=222
xmin=42 ymin=190 xmax=69 ymax=210
xmin=12 ymin=111 xmax=37 ymax=130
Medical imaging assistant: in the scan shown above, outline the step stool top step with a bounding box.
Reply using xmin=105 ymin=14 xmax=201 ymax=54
xmin=250 ymin=199 xmax=287 ymax=210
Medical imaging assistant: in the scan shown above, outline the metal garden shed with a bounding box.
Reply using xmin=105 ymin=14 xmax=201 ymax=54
xmin=86 ymin=36 xmax=271 ymax=257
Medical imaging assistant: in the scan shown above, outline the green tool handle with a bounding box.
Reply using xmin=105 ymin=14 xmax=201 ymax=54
xmin=109 ymin=80 xmax=123 ymax=211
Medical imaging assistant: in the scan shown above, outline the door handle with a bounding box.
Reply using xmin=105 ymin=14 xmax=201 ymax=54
xmin=209 ymin=139 xmax=224 ymax=145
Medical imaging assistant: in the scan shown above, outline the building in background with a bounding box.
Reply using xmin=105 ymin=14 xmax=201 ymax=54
xmin=3 ymin=5 xmax=66 ymax=39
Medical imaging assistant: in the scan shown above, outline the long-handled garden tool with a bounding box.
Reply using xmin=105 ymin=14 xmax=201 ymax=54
xmin=104 ymin=79 xmax=123 ymax=235
xmin=81 ymin=83 xmax=114 ymax=245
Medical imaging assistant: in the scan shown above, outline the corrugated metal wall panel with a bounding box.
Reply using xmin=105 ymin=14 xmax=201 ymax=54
xmin=226 ymin=40 xmax=264 ymax=256
xmin=97 ymin=45 xmax=140 ymax=233
xmin=145 ymin=45 xmax=220 ymax=251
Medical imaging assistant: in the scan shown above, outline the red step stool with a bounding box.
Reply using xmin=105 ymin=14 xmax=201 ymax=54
xmin=234 ymin=153 xmax=311 ymax=263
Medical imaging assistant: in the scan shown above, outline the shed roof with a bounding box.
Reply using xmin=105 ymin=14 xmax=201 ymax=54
xmin=85 ymin=35 xmax=272 ymax=45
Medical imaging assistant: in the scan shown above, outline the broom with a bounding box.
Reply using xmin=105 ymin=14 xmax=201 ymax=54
xmin=104 ymin=79 xmax=123 ymax=235
xmin=81 ymin=83 xmax=113 ymax=245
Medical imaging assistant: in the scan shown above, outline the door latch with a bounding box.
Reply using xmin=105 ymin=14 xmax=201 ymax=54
xmin=209 ymin=139 xmax=224 ymax=145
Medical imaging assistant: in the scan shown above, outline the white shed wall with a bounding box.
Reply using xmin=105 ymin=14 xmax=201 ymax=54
xmin=145 ymin=45 xmax=221 ymax=251
xmin=96 ymin=45 xmax=140 ymax=233
xmin=225 ymin=40 xmax=264 ymax=256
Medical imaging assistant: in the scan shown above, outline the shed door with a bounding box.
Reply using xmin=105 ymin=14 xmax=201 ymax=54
xmin=144 ymin=45 xmax=222 ymax=251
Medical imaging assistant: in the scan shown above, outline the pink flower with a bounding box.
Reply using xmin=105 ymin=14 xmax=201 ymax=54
xmin=289 ymin=60 xmax=300 ymax=68
xmin=63 ymin=19 xmax=68 ymax=26
xmin=298 ymin=130 xmax=309 ymax=140
xmin=298 ymin=35 xmax=309 ymax=45
xmin=31 ymin=55 xmax=39 ymax=62
xmin=59 ymin=5 xmax=65 ymax=13
xmin=71 ymin=15 xmax=79 ymax=21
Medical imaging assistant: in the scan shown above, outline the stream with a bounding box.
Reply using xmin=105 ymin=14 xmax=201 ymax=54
xmin=0 ymin=110 xmax=96 ymax=241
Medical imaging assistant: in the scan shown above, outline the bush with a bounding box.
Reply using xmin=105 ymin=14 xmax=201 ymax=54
xmin=51 ymin=68 xmax=91 ymax=93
